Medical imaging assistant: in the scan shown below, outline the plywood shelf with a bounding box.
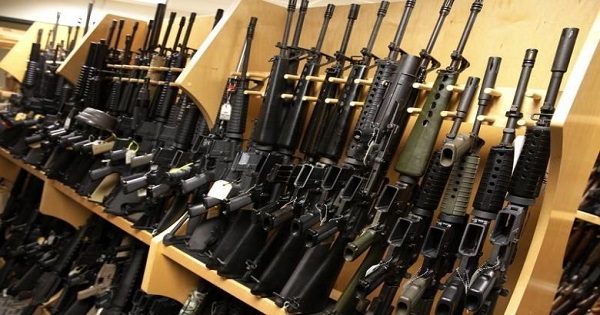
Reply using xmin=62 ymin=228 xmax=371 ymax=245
xmin=49 ymin=179 xmax=153 ymax=245
xmin=0 ymin=147 xmax=153 ymax=244
xmin=575 ymin=210 xmax=600 ymax=225
xmin=145 ymin=237 xmax=287 ymax=314
xmin=0 ymin=148 xmax=45 ymax=181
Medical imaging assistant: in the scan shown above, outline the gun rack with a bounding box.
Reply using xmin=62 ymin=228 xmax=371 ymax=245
xmin=2 ymin=0 xmax=600 ymax=314
xmin=0 ymin=21 xmax=82 ymax=84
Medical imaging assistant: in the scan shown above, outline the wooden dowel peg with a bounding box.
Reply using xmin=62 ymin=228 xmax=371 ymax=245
xmin=446 ymin=84 xmax=465 ymax=93
xmin=477 ymin=115 xmax=497 ymax=124
xmin=354 ymin=78 xmax=373 ymax=86
xmin=244 ymin=90 xmax=264 ymax=97
xmin=441 ymin=111 xmax=457 ymax=118
xmin=407 ymin=107 xmax=422 ymax=114
xmin=517 ymin=119 xmax=532 ymax=127
xmin=413 ymin=82 xmax=432 ymax=91
xmin=302 ymin=96 xmax=318 ymax=102
xmin=325 ymin=98 xmax=339 ymax=104
xmin=284 ymin=74 xmax=301 ymax=81
xmin=306 ymin=75 xmax=325 ymax=82
xmin=231 ymin=71 xmax=269 ymax=80
xmin=328 ymin=77 xmax=347 ymax=84
xmin=526 ymin=90 xmax=543 ymax=101
xmin=483 ymin=87 xmax=503 ymax=97
xmin=350 ymin=101 xmax=364 ymax=107
xmin=281 ymin=94 xmax=294 ymax=100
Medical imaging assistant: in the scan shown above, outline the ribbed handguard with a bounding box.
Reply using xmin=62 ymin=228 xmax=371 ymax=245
xmin=473 ymin=146 xmax=513 ymax=214
xmin=508 ymin=126 xmax=551 ymax=199
xmin=346 ymin=60 xmax=398 ymax=161
xmin=413 ymin=151 xmax=452 ymax=211
xmin=395 ymin=71 xmax=458 ymax=177
xmin=174 ymin=104 xmax=201 ymax=150
xmin=441 ymin=154 xmax=479 ymax=216
xmin=225 ymin=78 xmax=249 ymax=136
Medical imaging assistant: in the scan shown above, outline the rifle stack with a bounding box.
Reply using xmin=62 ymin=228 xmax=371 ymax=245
xmin=0 ymin=0 xmax=596 ymax=314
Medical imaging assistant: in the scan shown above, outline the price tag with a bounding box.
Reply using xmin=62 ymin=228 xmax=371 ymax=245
xmin=513 ymin=135 xmax=525 ymax=172
xmin=207 ymin=180 xmax=233 ymax=200
xmin=64 ymin=117 xmax=72 ymax=129
xmin=219 ymin=102 xmax=232 ymax=121
xmin=137 ymin=188 xmax=147 ymax=198
xmin=125 ymin=149 xmax=136 ymax=165
xmin=14 ymin=113 xmax=27 ymax=121
xmin=91 ymin=141 xmax=115 ymax=155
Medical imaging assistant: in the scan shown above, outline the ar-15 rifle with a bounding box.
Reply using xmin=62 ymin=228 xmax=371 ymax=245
xmin=175 ymin=0 xmax=308 ymax=275
xmin=436 ymin=52 xmax=536 ymax=315
xmin=246 ymin=1 xmax=417 ymax=309
xmin=20 ymin=216 xmax=97 ymax=315
xmin=466 ymin=27 xmax=579 ymax=315
xmin=314 ymin=1 xmax=482 ymax=314
xmin=552 ymin=241 xmax=600 ymax=315
xmin=163 ymin=15 xmax=260 ymax=247
xmin=201 ymin=0 xmax=321 ymax=279
xmin=224 ymin=3 xmax=341 ymax=297
xmin=107 ymin=13 xmax=203 ymax=229
xmin=394 ymin=76 xmax=484 ymax=315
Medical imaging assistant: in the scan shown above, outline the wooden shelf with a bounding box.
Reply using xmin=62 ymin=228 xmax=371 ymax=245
xmin=0 ymin=148 xmax=45 ymax=181
xmin=0 ymin=147 xmax=153 ymax=244
xmin=49 ymin=179 xmax=153 ymax=245
xmin=575 ymin=210 xmax=600 ymax=225
xmin=141 ymin=226 xmax=286 ymax=314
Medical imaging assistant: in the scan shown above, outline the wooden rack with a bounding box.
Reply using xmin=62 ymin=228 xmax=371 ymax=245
xmin=1 ymin=0 xmax=600 ymax=314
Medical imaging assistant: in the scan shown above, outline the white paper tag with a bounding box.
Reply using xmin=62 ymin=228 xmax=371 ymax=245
xmin=91 ymin=140 xmax=115 ymax=155
xmin=125 ymin=149 xmax=136 ymax=165
xmin=513 ymin=135 xmax=525 ymax=172
xmin=63 ymin=117 xmax=72 ymax=129
xmin=137 ymin=188 xmax=147 ymax=198
xmin=219 ymin=102 xmax=232 ymax=121
xmin=207 ymin=180 xmax=233 ymax=200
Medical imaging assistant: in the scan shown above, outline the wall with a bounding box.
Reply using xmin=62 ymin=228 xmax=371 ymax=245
xmin=0 ymin=0 xmax=387 ymax=26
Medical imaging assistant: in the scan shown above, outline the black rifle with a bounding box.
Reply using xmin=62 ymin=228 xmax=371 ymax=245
xmin=230 ymin=3 xmax=340 ymax=297
xmin=435 ymin=52 xmax=535 ymax=315
xmin=322 ymin=1 xmax=481 ymax=314
xmin=465 ymin=27 xmax=579 ymax=315
xmin=20 ymin=217 xmax=95 ymax=315
xmin=181 ymin=0 xmax=307 ymax=277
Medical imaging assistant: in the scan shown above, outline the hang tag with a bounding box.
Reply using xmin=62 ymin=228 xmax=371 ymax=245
xmin=137 ymin=188 xmax=147 ymax=198
xmin=513 ymin=135 xmax=525 ymax=172
xmin=125 ymin=149 xmax=136 ymax=165
xmin=207 ymin=180 xmax=233 ymax=200
xmin=14 ymin=113 xmax=27 ymax=121
xmin=91 ymin=141 xmax=115 ymax=155
xmin=219 ymin=102 xmax=232 ymax=121
xmin=63 ymin=116 xmax=72 ymax=129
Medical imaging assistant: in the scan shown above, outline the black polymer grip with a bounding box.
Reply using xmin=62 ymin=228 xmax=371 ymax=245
xmin=395 ymin=71 xmax=458 ymax=177
xmin=346 ymin=60 xmax=398 ymax=161
xmin=473 ymin=146 xmax=513 ymax=214
xmin=414 ymin=150 xmax=452 ymax=211
xmin=508 ymin=126 xmax=551 ymax=200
